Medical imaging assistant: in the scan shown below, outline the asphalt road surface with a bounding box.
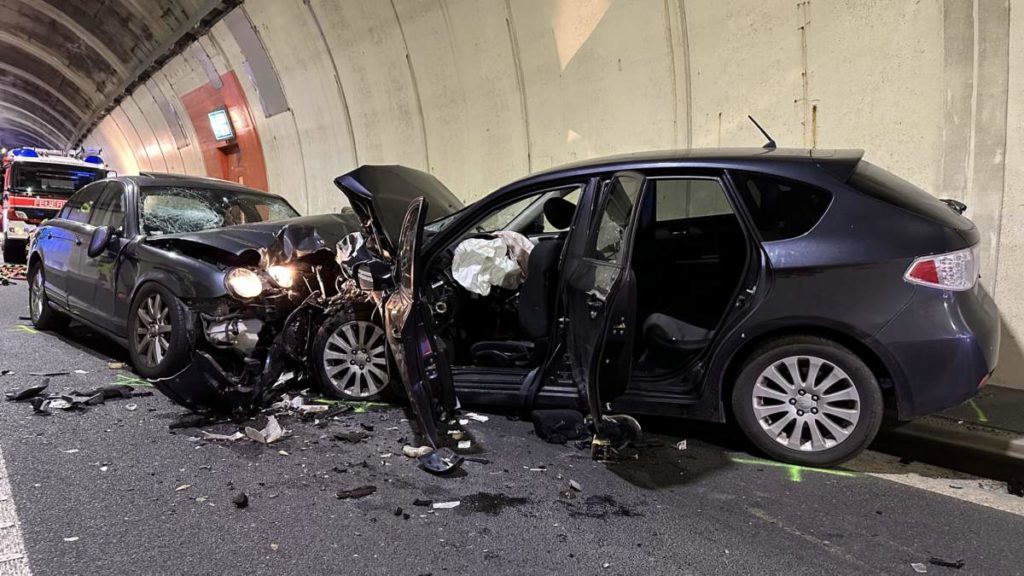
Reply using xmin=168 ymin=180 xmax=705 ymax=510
xmin=0 ymin=279 xmax=1020 ymax=575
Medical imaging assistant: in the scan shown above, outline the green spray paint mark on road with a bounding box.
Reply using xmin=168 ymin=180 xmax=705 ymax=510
xmin=967 ymin=399 xmax=989 ymax=423
xmin=10 ymin=325 xmax=37 ymax=334
xmin=730 ymin=455 xmax=857 ymax=483
xmin=110 ymin=373 xmax=154 ymax=388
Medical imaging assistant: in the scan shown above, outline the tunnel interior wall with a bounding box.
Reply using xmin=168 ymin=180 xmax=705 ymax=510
xmin=80 ymin=0 xmax=1024 ymax=388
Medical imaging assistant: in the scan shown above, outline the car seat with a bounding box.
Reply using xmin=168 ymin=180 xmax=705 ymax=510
xmin=470 ymin=197 xmax=576 ymax=366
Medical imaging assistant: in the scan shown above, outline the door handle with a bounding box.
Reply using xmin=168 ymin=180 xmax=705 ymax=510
xmin=585 ymin=290 xmax=605 ymax=319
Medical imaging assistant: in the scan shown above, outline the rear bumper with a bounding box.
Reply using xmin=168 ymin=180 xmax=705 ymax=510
xmin=876 ymin=284 xmax=1000 ymax=419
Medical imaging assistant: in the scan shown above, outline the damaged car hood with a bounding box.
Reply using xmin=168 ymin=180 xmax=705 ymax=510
xmin=144 ymin=213 xmax=362 ymax=263
xmin=334 ymin=165 xmax=464 ymax=252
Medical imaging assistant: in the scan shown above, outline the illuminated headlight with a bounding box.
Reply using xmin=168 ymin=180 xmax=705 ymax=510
xmin=225 ymin=268 xmax=263 ymax=299
xmin=267 ymin=265 xmax=295 ymax=289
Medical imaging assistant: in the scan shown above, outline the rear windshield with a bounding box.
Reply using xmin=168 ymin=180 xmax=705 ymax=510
xmin=848 ymin=161 xmax=973 ymax=231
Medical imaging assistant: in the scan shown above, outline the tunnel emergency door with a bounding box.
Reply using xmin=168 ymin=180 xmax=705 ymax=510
xmin=384 ymin=197 xmax=458 ymax=451
xmin=563 ymin=172 xmax=645 ymax=425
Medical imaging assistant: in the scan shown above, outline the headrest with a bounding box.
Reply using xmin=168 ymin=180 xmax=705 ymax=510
xmin=543 ymin=197 xmax=576 ymax=230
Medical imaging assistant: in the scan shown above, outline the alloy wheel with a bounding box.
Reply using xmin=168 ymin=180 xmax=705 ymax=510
xmin=323 ymin=321 xmax=389 ymax=398
xmin=30 ymin=270 xmax=44 ymax=322
xmin=134 ymin=293 xmax=172 ymax=367
xmin=751 ymin=355 xmax=861 ymax=452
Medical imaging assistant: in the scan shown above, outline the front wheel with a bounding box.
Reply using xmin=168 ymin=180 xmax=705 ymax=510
xmin=28 ymin=263 xmax=69 ymax=331
xmin=312 ymin=311 xmax=393 ymax=401
xmin=731 ymin=336 xmax=883 ymax=467
xmin=127 ymin=284 xmax=192 ymax=379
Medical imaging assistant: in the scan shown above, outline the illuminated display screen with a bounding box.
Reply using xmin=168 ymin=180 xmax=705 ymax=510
xmin=208 ymin=108 xmax=235 ymax=141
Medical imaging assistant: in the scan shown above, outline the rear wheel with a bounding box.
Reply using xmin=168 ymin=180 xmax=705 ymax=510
xmin=28 ymin=263 xmax=69 ymax=331
xmin=731 ymin=336 xmax=883 ymax=467
xmin=127 ymin=284 xmax=192 ymax=379
xmin=313 ymin=311 xmax=393 ymax=401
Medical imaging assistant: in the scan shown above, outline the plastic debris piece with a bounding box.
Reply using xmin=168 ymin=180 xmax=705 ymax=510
xmin=175 ymin=484 xmax=191 ymax=491
xmin=107 ymin=362 xmax=125 ymax=370
xmin=911 ymin=563 xmax=928 ymax=574
xmin=333 ymin=431 xmax=369 ymax=443
xmin=201 ymin=430 xmax=245 ymax=442
xmin=30 ymin=398 xmax=51 ymax=414
xmin=73 ymin=370 xmax=88 ymax=374
xmin=569 ymin=480 xmax=582 ymax=492
xmin=63 ymin=537 xmax=79 ymax=542
xmin=403 ymin=445 xmax=433 ymax=459
xmin=5 ymin=383 xmax=48 ymax=401
xmin=449 ymin=430 xmax=465 ymax=440
xmin=99 ymin=466 xmax=108 ymax=472
xmin=457 ymin=440 xmax=472 ymax=449
xmin=432 ymin=500 xmax=460 ymax=510
xmin=29 ymin=371 xmax=69 ymax=377
xmin=270 ymin=543 xmax=279 ymax=551
xmin=49 ymin=399 xmax=72 ymax=410
xmin=125 ymin=403 xmax=138 ymax=411
xmin=244 ymin=416 xmax=285 ymax=444
xmin=278 ymin=450 xmax=289 ymax=456
xmin=232 ymin=492 xmax=249 ymax=509
xmin=61 ymin=449 xmax=79 ymax=454
xmin=928 ymin=557 xmax=965 ymax=570
xmin=675 ymin=440 xmax=688 ymax=451
xmin=412 ymin=498 xmax=433 ymax=507
xmin=465 ymin=412 xmax=489 ymax=422
xmin=336 ymin=485 xmax=377 ymax=500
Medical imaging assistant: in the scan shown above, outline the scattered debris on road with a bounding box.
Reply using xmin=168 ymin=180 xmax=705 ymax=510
xmin=336 ymin=486 xmax=376 ymax=500
xmin=107 ymin=362 xmax=125 ymax=370
xmin=402 ymin=445 xmax=432 ymax=458
xmin=232 ymin=493 xmax=249 ymax=509
xmin=5 ymin=382 xmax=47 ymax=401
xmin=928 ymin=557 xmax=965 ymax=570
xmin=244 ymin=416 xmax=286 ymax=444
xmin=432 ymin=500 xmax=460 ymax=510
xmin=532 ymin=409 xmax=587 ymax=444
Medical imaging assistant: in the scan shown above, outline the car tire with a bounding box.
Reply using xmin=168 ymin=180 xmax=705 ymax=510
xmin=28 ymin=263 xmax=69 ymax=331
xmin=731 ymin=336 xmax=883 ymax=467
xmin=3 ymin=237 xmax=24 ymax=264
xmin=312 ymin=310 xmax=393 ymax=401
xmin=127 ymin=283 xmax=192 ymax=379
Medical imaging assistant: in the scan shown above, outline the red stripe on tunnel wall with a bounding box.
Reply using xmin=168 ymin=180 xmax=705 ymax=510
xmin=179 ymin=71 xmax=268 ymax=192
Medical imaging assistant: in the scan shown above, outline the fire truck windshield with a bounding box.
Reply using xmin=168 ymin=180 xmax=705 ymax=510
xmin=9 ymin=162 xmax=105 ymax=197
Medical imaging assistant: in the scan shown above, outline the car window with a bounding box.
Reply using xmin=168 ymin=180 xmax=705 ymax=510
xmin=653 ymin=178 xmax=732 ymax=221
xmin=65 ymin=184 xmax=103 ymax=224
xmin=139 ymin=186 xmax=299 ymax=235
xmin=90 ymin=183 xmax=126 ymax=230
xmin=731 ymin=172 xmax=832 ymax=241
xmin=475 ymin=196 xmax=536 ymax=233
xmin=590 ymin=176 xmax=641 ymax=263
xmin=848 ymin=160 xmax=972 ymax=231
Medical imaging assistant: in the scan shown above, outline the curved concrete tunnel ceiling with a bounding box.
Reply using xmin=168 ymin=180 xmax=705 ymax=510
xmin=0 ymin=0 xmax=241 ymax=149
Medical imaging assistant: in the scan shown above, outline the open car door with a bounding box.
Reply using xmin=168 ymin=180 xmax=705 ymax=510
xmin=562 ymin=172 xmax=646 ymax=455
xmin=384 ymin=197 xmax=463 ymax=473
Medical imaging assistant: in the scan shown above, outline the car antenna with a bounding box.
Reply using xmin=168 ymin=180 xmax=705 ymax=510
xmin=747 ymin=115 xmax=777 ymax=150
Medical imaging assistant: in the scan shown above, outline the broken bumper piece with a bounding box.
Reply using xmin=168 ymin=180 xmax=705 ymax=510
xmin=153 ymin=351 xmax=258 ymax=414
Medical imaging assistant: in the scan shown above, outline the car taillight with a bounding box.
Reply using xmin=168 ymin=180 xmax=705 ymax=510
xmin=904 ymin=246 xmax=979 ymax=291
xmin=6 ymin=208 xmax=27 ymax=221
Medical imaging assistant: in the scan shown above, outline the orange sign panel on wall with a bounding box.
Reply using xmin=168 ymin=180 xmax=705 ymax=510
xmin=180 ymin=71 xmax=268 ymax=192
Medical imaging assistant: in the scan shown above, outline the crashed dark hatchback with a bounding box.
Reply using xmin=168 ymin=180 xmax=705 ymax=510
xmin=334 ymin=149 xmax=1000 ymax=468
xmin=25 ymin=173 xmax=419 ymax=412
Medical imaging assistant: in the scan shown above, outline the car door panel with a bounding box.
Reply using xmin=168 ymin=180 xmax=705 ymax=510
xmin=383 ymin=197 xmax=462 ymax=473
xmin=75 ymin=183 xmax=127 ymax=332
xmin=562 ymin=172 xmax=645 ymax=428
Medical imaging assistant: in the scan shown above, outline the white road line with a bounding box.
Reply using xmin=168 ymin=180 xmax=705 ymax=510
xmin=867 ymin=472 xmax=1024 ymax=517
xmin=0 ymin=446 xmax=30 ymax=576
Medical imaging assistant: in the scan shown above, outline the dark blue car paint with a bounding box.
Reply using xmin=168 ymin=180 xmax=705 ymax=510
xmin=410 ymin=149 xmax=1000 ymax=423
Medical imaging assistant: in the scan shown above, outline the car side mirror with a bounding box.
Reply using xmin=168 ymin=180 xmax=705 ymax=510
xmin=87 ymin=226 xmax=112 ymax=258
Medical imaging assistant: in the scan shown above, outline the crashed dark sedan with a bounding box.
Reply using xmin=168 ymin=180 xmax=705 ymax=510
xmin=25 ymin=173 xmax=419 ymax=412
xmin=334 ymin=149 xmax=1000 ymax=467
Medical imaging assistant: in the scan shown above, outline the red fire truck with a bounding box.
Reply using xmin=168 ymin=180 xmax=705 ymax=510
xmin=1 ymin=148 xmax=108 ymax=263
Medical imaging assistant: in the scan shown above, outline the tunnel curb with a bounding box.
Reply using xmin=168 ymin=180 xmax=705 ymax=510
xmin=875 ymin=415 xmax=1024 ymax=483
